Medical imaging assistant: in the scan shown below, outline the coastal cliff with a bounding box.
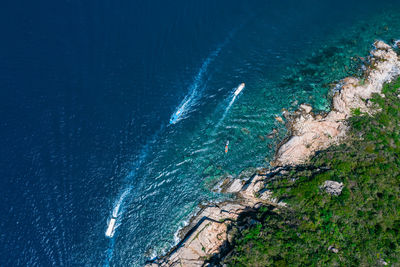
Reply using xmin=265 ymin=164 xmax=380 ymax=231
xmin=147 ymin=40 xmax=400 ymax=267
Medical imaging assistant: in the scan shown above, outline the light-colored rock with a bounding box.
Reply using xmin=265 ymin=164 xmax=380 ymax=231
xmin=155 ymin=203 xmax=246 ymax=266
xmin=258 ymin=190 xmax=279 ymax=204
xmin=300 ymin=103 xmax=313 ymax=113
xmin=328 ymin=245 xmax=339 ymax=253
xmin=238 ymin=175 xmax=264 ymax=201
xmin=274 ymin=41 xmax=400 ymax=166
xmin=151 ymin=173 xmax=277 ymax=267
xmin=224 ymin=179 xmax=244 ymax=193
xmin=321 ymin=180 xmax=344 ymax=196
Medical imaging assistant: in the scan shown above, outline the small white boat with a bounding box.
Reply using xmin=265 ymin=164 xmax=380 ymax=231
xmin=105 ymin=217 xmax=117 ymax=238
xmin=234 ymin=83 xmax=245 ymax=96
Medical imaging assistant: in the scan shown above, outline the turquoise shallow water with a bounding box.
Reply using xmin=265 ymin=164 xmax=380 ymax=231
xmin=105 ymin=8 xmax=400 ymax=266
xmin=2 ymin=1 xmax=400 ymax=266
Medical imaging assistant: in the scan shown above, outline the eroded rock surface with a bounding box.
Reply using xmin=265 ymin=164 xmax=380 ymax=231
xmin=274 ymin=41 xmax=400 ymax=166
xmin=148 ymin=174 xmax=278 ymax=267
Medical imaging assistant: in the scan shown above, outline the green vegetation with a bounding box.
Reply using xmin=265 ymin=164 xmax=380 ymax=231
xmin=223 ymin=77 xmax=400 ymax=266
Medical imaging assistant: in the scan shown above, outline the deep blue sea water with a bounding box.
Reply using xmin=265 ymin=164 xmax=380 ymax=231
xmin=2 ymin=1 xmax=400 ymax=266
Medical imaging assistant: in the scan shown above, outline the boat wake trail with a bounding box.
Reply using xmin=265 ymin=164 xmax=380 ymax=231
xmin=103 ymin=125 xmax=165 ymax=265
xmin=105 ymin=187 xmax=131 ymax=236
xmin=104 ymin=238 xmax=115 ymax=267
xmin=103 ymin=188 xmax=131 ymax=266
xmin=215 ymin=95 xmax=237 ymax=129
xmin=169 ymin=34 xmax=234 ymax=125
xmin=215 ymin=83 xmax=245 ymax=130
xmin=103 ymin=30 xmax=236 ymax=265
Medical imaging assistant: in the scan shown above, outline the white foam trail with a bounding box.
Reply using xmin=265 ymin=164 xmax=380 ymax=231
xmin=169 ymin=32 xmax=234 ymax=125
xmin=190 ymin=147 xmax=210 ymax=155
xmin=112 ymin=188 xmax=131 ymax=218
xmin=215 ymin=95 xmax=237 ymax=130
xmin=105 ymin=188 xmax=132 ymax=238
xmin=104 ymin=125 xmax=164 ymax=242
xmin=105 ymin=148 xmax=149 ymax=239
xmin=214 ymin=83 xmax=245 ymax=131
xmin=169 ymin=49 xmax=221 ymax=124
xmin=103 ymin=29 xmax=237 ymax=263
xmin=104 ymin=238 xmax=115 ymax=267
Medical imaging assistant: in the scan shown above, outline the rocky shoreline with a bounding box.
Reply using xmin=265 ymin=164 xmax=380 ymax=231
xmin=146 ymin=40 xmax=400 ymax=267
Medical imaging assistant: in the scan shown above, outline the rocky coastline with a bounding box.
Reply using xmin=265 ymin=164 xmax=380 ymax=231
xmin=146 ymin=40 xmax=400 ymax=267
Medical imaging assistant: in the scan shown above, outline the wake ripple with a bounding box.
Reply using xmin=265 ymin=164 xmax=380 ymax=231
xmin=215 ymin=83 xmax=245 ymax=130
xmin=103 ymin=30 xmax=235 ymax=266
xmin=169 ymin=34 xmax=233 ymax=125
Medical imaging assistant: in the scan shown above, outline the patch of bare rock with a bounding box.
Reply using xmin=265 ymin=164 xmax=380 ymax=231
xmin=147 ymin=172 xmax=280 ymax=267
xmin=273 ymin=40 xmax=400 ymax=166
xmin=321 ymin=180 xmax=344 ymax=196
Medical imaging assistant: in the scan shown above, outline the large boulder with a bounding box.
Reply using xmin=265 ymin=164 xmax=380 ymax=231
xmin=321 ymin=180 xmax=344 ymax=196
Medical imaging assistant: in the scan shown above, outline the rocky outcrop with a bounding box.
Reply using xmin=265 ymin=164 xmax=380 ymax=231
xmin=321 ymin=180 xmax=344 ymax=196
xmin=273 ymin=41 xmax=400 ymax=166
xmin=157 ymin=203 xmax=246 ymax=267
xmin=147 ymin=173 xmax=280 ymax=267
xmin=147 ymin=41 xmax=400 ymax=267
